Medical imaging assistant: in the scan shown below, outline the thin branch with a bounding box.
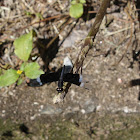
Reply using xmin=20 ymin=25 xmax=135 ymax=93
xmin=74 ymin=0 xmax=111 ymax=73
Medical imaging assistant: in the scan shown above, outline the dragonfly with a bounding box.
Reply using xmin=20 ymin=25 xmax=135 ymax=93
xmin=27 ymin=57 xmax=83 ymax=93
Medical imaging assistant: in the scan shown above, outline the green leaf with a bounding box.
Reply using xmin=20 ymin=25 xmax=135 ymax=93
xmin=70 ymin=3 xmax=83 ymax=18
xmin=0 ymin=69 xmax=19 ymax=87
xmin=24 ymin=62 xmax=44 ymax=79
xmin=14 ymin=30 xmax=33 ymax=61
xmin=80 ymin=0 xmax=86 ymax=4
xmin=71 ymin=0 xmax=77 ymax=4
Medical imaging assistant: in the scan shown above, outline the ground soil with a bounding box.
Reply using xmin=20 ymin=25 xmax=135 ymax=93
xmin=0 ymin=0 xmax=140 ymax=139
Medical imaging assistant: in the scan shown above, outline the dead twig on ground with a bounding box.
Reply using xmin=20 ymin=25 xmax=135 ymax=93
xmin=18 ymin=14 xmax=69 ymax=32
xmin=113 ymin=1 xmax=136 ymax=66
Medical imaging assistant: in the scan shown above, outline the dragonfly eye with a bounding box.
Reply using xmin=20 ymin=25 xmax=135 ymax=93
xmin=56 ymin=88 xmax=63 ymax=92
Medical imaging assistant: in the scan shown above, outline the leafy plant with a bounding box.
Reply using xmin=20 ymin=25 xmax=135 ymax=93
xmin=0 ymin=30 xmax=44 ymax=87
xmin=14 ymin=30 xmax=33 ymax=61
xmin=69 ymin=0 xmax=86 ymax=18
xmin=0 ymin=69 xmax=20 ymax=87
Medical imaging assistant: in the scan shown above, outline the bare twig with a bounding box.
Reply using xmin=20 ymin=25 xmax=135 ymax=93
xmin=46 ymin=17 xmax=71 ymax=50
xmin=113 ymin=1 xmax=136 ymax=66
xmin=18 ymin=14 xmax=69 ymax=32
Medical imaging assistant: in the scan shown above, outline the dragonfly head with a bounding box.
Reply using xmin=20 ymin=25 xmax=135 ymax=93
xmin=56 ymin=87 xmax=63 ymax=93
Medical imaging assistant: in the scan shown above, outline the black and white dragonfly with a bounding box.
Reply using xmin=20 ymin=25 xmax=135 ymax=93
xmin=27 ymin=57 xmax=83 ymax=93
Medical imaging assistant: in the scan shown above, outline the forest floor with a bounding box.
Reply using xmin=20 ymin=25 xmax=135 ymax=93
xmin=0 ymin=0 xmax=140 ymax=139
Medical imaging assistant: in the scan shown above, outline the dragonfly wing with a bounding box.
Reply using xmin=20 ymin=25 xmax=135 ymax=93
xmin=63 ymin=73 xmax=81 ymax=86
xmin=27 ymin=72 xmax=60 ymax=87
xmin=63 ymin=57 xmax=73 ymax=73
xmin=40 ymin=72 xmax=60 ymax=84
xmin=63 ymin=73 xmax=93 ymax=90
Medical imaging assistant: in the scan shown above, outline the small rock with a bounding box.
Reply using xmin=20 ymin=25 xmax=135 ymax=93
xmin=81 ymin=109 xmax=86 ymax=114
xmin=80 ymin=96 xmax=98 ymax=114
xmin=33 ymin=102 xmax=39 ymax=105
xmin=2 ymin=110 xmax=5 ymax=113
xmin=30 ymin=115 xmax=36 ymax=120
xmin=62 ymin=30 xmax=87 ymax=48
xmin=41 ymin=104 xmax=63 ymax=115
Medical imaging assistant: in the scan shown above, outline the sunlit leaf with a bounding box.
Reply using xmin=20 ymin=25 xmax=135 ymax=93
xmin=71 ymin=0 xmax=76 ymax=4
xmin=70 ymin=3 xmax=83 ymax=18
xmin=0 ymin=69 xmax=19 ymax=87
xmin=14 ymin=30 xmax=34 ymax=61
xmin=24 ymin=62 xmax=44 ymax=79
xmin=80 ymin=0 xmax=86 ymax=4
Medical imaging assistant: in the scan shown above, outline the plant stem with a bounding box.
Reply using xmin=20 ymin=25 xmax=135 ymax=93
xmin=74 ymin=0 xmax=111 ymax=73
